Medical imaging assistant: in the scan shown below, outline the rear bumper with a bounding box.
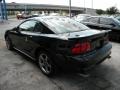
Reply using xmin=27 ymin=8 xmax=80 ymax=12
xmin=55 ymin=43 xmax=112 ymax=70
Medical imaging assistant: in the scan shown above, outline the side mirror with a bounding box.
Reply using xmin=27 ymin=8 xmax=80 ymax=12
xmin=13 ymin=27 xmax=21 ymax=33
xmin=13 ymin=27 xmax=17 ymax=31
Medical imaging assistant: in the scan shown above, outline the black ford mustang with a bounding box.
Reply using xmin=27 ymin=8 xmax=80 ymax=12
xmin=5 ymin=16 xmax=112 ymax=76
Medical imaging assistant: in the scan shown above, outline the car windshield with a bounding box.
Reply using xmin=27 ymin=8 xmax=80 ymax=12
xmin=115 ymin=16 xmax=120 ymax=21
xmin=113 ymin=18 xmax=120 ymax=26
xmin=41 ymin=17 xmax=89 ymax=34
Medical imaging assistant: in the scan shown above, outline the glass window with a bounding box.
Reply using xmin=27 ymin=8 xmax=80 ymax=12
xmin=100 ymin=18 xmax=113 ymax=25
xmin=113 ymin=18 xmax=120 ymax=26
xmin=19 ymin=20 xmax=37 ymax=31
xmin=89 ymin=17 xmax=99 ymax=23
xmin=34 ymin=22 xmax=54 ymax=34
xmin=34 ymin=22 xmax=43 ymax=33
xmin=76 ymin=16 xmax=90 ymax=21
xmin=41 ymin=17 xmax=89 ymax=34
xmin=82 ymin=17 xmax=90 ymax=22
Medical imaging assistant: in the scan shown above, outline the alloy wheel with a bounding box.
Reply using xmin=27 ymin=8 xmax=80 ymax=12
xmin=6 ymin=37 xmax=10 ymax=49
xmin=38 ymin=53 xmax=52 ymax=74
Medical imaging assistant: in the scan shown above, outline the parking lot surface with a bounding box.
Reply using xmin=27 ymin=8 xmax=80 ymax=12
xmin=0 ymin=19 xmax=120 ymax=90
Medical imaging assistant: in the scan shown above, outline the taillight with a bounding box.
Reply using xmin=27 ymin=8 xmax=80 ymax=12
xmin=71 ymin=42 xmax=91 ymax=55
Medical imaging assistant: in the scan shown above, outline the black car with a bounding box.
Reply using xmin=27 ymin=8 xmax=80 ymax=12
xmin=81 ymin=16 xmax=120 ymax=41
xmin=5 ymin=16 xmax=112 ymax=76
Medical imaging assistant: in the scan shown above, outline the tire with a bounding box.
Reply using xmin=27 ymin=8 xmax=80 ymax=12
xmin=5 ymin=36 xmax=13 ymax=50
xmin=118 ymin=36 xmax=120 ymax=43
xmin=38 ymin=51 xmax=57 ymax=76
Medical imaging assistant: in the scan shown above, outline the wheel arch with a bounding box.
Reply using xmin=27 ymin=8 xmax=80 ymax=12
xmin=34 ymin=47 xmax=57 ymax=64
xmin=34 ymin=47 xmax=49 ymax=60
xmin=4 ymin=31 xmax=9 ymax=39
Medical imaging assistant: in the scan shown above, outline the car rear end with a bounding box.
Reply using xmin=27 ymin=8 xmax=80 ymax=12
xmin=39 ymin=16 xmax=112 ymax=70
xmin=55 ymin=30 xmax=112 ymax=70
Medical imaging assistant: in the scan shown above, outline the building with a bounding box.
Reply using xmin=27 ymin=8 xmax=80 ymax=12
xmin=6 ymin=3 xmax=97 ymax=16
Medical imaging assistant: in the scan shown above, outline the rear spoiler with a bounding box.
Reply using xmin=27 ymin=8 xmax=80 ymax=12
xmin=99 ymin=30 xmax=111 ymax=33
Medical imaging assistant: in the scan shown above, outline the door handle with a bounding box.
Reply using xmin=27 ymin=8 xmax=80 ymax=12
xmin=29 ymin=36 xmax=32 ymax=38
xmin=25 ymin=37 xmax=28 ymax=42
xmin=25 ymin=36 xmax=32 ymax=42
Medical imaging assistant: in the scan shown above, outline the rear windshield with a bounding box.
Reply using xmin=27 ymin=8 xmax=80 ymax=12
xmin=41 ymin=17 xmax=89 ymax=34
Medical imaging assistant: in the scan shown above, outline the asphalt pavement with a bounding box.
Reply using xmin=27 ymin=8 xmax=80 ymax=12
xmin=0 ymin=19 xmax=120 ymax=90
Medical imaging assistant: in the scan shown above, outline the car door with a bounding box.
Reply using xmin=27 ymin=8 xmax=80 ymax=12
xmin=21 ymin=21 xmax=43 ymax=57
xmin=22 ymin=21 xmax=54 ymax=57
xmin=8 ymin=21 xmax=32 ymax=50
xmin=82 ymin=17 xmax=100 ymax=29
xmin=16 ymin=20 xmax=37 ymax=52
xmin=8 ymin=27 xmax=22 ymax=49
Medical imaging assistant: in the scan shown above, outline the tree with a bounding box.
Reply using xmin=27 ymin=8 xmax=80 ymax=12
xmin=106 ymin=6 xmax=119 ymax=15
xmin=96 ymin=9 xmax=105 ymax=15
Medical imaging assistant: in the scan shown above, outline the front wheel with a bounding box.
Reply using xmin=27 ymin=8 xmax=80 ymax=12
xmin=5 ymin=37 xmax=13 ymax=50
xmin=38 ymin=51 xmax=57 ymax=76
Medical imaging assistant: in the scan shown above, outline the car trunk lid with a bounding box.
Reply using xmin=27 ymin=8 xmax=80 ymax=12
xmin=58 ymin=29 xmax=109 ymax=55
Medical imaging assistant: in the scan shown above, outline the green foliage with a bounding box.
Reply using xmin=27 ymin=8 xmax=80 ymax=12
xmin=96 ymin=9 xmax=105 ymax=15
xmin=106 ymin=6 xmax=119 ymax=15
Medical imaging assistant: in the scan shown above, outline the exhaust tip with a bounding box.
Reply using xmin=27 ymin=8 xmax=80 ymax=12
xmin=108 ymin=55 xmax=111 ymax=59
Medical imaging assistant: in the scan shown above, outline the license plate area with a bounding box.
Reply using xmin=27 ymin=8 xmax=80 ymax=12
xmin=91 ymin=38 xmax=104 ymax=50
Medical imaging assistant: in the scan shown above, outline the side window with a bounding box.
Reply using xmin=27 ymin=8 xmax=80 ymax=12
xmin=89 ymin=17 xmax=99 ymax=23
xmin=19 ymin=20 xmax=37 ymax=32
xmin=42 ymin=24 xmax=54 ymax=34
xmin=82 ymin=18 xmax=90 ymax=22
xmin=100 ymin=18 xmax=113 ymax=25
xmin=34 ymin=22 xmax=43 ymax=33
xmin=34 ymin=22 xmax=54 ymax=34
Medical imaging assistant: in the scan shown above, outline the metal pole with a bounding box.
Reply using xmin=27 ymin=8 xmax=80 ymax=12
xmin=69 ymin=0 xmax=71 ymax=18
xmin=84 ymin=0 xmax=86 ymax=13
xmin=25 ymin=4 xmax=27 ymax=14
xmin=1 ymin=1 xmax=4 ymax=19
xmin=92 ymin=0 xmax=93 ymax=9
xmin=0 ymin=1 xmax=3 ymax=22
xmin=3 ymin=0 xmax=7 ymax=20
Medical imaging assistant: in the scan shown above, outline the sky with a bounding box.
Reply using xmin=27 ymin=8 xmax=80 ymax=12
xmin=6 ymin=0 xmax=120 ymax=10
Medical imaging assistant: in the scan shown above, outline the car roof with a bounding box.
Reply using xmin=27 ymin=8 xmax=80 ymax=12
xmin=89 ymin=16 xmax=114 ymax=19
xmin=31 ymin=16 xmax=67 ymax=21
xmin=76 ymin=14 xmax=91 ymax=16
